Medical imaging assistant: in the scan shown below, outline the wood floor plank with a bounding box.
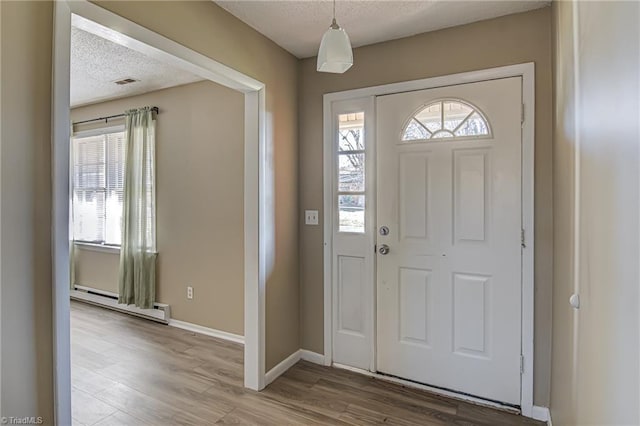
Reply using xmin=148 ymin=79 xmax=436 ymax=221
xmin=338 ymin=403 xmax=445 ymax=426
xmin=311 ymin=379 xmax=458 ymax=426
xmin=95 ymin=361 xmax=235 ymax=421
xmin=455 ymin=403 xmax=543 ymax=426
xmin=71 ymin=301 xmax=544 ymax=426
xmin=215 ymin=396 xmax=349 ymax=426
xmin=183 ymin=342 xmax=245 ymax=366
xmin=94 ymin=382 xmax=222 ymax=425
xmin=70 ymin=343 xmax=119 ymax=373
xmin=260 ymin=376 xmax=350 ymax=419
xmin=281 ymin=363 xmax=323 ymax=388
xmin=92 ymin=410 xmax=151 ymax=426
xmin=316 ymin=375 xmax=458 ymax=415
xmin=72 ymin=387 xmax=118 ymax=426
xmin=71 ymin=365 xmax=119 ymax=396
xmin=192 ymin=359 xmax=244 ymax=387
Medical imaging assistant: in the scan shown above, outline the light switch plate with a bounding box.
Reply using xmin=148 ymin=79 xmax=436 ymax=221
xmin=305 ymin=210 xmax=319 ymax=225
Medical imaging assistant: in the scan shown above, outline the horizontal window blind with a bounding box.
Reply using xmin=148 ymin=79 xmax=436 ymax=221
xmin=73 ymin=130 xmax=125 ymax=245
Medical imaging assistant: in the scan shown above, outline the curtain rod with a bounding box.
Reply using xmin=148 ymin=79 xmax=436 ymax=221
xmin=72 ymin=106 xmax=159 ymax=126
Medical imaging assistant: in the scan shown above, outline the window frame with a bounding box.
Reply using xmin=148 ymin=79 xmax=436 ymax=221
xmin=71 ymin=124 xmax=126 ymax=249
xmin=400 ymin=98 xmax=493 ymax=143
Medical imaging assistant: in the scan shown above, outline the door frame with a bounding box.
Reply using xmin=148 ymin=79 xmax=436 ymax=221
xmin=322 ymin=63 xmax=535 ymax=417
xmin=53 ymin=2 xmax=268 ymax=424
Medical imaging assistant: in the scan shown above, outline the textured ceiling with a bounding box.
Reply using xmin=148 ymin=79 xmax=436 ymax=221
xmin=70 ymin=27 xmax=204 ymax=107
xmin=216 ymin=0 xmax=550 ymax=58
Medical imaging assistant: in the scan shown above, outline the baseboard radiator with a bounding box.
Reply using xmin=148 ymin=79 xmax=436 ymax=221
xmin=71 ymin=285 xmax=171 ymax=324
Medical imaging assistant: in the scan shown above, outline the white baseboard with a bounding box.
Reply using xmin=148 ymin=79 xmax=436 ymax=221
xmin=532 ymin=406 xmax=551 ymax=424
xmin=300 ymin=349 xmax=325 ymax=365
xmin=168 ymin=319 xmax=244 ymax=345
xmin=262 ymin=349 xmax=325 ymax=387
xmin=265 ymin=350 xmax=301 ymax=386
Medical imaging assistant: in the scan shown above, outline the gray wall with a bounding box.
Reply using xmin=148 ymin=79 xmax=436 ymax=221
xmin=1 ymin=1 xmax=54 ymax=423
xmin=551 ymin=1 xmax=640 ymax=423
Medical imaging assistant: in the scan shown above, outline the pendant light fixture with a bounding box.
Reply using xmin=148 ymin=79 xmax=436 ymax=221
xmin=317 ymin=0 xmax=353 ymax=73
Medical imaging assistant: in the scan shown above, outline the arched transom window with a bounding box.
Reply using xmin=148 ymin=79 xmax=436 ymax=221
xmin=401 ymin=99 xmax=491 ymax=141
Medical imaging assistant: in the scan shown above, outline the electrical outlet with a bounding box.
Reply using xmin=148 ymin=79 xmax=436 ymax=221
xmin=305 ymin=210 xmax=319 ymax=225
xmin=187 ymin=286 xmax=193 ymax=300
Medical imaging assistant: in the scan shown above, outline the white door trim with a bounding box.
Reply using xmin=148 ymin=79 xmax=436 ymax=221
xmin=53 ymin=2 xmax=268 ymax=423
xmin=323 ymin=63 xmax=535 ymax=417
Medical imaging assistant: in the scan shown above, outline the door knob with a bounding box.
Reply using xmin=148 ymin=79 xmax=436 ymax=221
xmin=378 ymin=244 xmax=390 ymax=255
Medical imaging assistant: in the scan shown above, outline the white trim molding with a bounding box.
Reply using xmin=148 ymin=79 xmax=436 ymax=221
xmin=243 ymin=87 xmax=268 ymax=392
xmin=322 ymin=95 xmax=335 ymax=367
xmin=168 ymin=319 xmax=245 ymax=345
xmin=52 ymin=2 xmax=73 ymax=425
xmin=264 ymin=349 xmax=327 ymax=387
xmin=265 ymin=350 xmax=301 ymax=386
xmin=322 ymin=63 xmax=536 ymax=417
xmin=519 ymin=62 xmax=536 ymax=420
xmin=531 ymin=406 xmax=551 ymax=424
xmin=300 ymin=350 xmax=326 ymax=365
xmin=53 ymin=1 xmax=268 ymax=423
xmin=74 ymin=242 xmax=120 ymax=254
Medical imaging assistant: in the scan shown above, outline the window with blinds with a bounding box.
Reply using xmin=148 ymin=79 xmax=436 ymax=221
xmin=72 ymin=128 xmax=126 ymax=245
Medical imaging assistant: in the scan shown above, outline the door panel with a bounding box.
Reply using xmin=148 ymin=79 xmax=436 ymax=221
xmin=399 ymin=153 xmax=432 ymax=242
xmin=337 ymin=255 xmax=365 ymax=336
xmin=376 ymin=77 xmax=522 ymax=405
xmin=453 ymin=149 xmax=490 ymax=243
xmin=452 ymin=273 xmax=491 ymax=358
xmin=398 ymin=267 xmax=433 ymax=346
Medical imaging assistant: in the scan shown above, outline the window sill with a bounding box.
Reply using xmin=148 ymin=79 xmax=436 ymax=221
xmin=74 ymin=242 xmax=120 ymax=254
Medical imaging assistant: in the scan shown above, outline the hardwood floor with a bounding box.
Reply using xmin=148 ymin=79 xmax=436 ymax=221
xmin=71 ymin=301 xmax=543 ymax=426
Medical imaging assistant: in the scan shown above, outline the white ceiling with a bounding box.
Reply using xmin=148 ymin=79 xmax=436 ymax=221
xmin=216 ymin=0 xmax=550 ymax=59
xmin=70 ymin=27 xmax=204 ymax=107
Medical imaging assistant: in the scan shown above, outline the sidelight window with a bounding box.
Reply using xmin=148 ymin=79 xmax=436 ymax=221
xmin=337 ymin=112 xmax=365 ymax=233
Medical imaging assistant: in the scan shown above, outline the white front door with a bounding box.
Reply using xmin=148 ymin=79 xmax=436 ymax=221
xmin=376 ymin=77 xmax=523 ymax=405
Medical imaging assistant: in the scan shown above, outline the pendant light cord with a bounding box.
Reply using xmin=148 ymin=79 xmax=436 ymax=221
xmin=331 ymin=0 xmax=339 ymax=29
